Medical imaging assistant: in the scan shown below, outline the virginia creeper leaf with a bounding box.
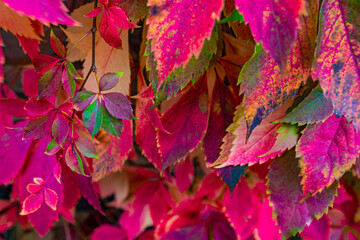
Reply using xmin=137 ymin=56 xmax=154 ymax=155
xmin=214 ymin=101 xmax=294 ymax=168
xmin=102 ymin=109 xmax=124 ymax=136
xmin=268 ymin=149 xmax=338 ymax=238
xmin=22 ymin=69 xmax=41 ymax=98
xmin=238 ymin=0 xmax=318 ymax=135
xmin=312 ymin=0 xmax=360 ymax=130
xmin=93 ymin=120 xmax=132 ymax=181
xmin=17 ymin=35 xmax=40 ymax=59
xmin=73 ymin=90 xmax=96 ymax=111
xmin=23 ymin=114 xmax=55 ymax=140
xmin=0 ymin=123 xmax=32 ymax=185
xmin=103 ymin=92 xmax=133 ymax=120
xmin=38 ymin=64 xmax=63 ymax=99
xmin=279 ymin=85 xmax=333 ymax=125
xmin=65 ymin=145 xmax=86 ymax=175
xmin=83 ymin=100 xmax=104 ymax=137
xmin=20 ymin=190 xmax=43 ymax=215
xmin=32 ymin=54 xmax=62 ymax=75
xmin=50 ymin=29 xmax=66 ymax=58
xmin=24 ymin=97 xmax=53 ymax=116
xmin=99 ymin=72 xmax=124 ymax=91
xmin=74 ymin=137 xmax=98 ymax=159
xmin=234 ymin=0 xmax=304 ymax=69
xmin=51 ymin=113 xmax=70 ymax=146
xmin=146 ymin=0 xmax=223 ymax=85
xmin=158 ymin=77 xmax=208 ymax=169
xmin=3 ymin=0 xmax=79 ymax=26
xmin=296 ymin=114 xmax=360 ymax=195
xmin=91 ymin=225 xmax=127 ymax=240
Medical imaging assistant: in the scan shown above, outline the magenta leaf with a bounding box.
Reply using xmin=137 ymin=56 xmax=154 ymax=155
xmin=73 ymin=90 xmax=96 ymax=111
xmin=103 ymin=92 xmax=133 ymax=120
xmin=24 ymin=114 xmax=55 ymax=140
xmin=85 ymin=7 xmax=103 ymax=17
xmin=147 ymin=0 xmax=223 ymax=85
xmin=296 ymin=114 xmax=360 ymax=195
xmin=312 ymin=0 xmax=360 ymax=130
xmin=99 ymin=72 xmax=123 ymax=91
xmin=158 ymin=78 xmax=208 ymax=169
xmin=38 ymin=64 xmax=63 ymax=98
xmin=3 ymin=0 xmax=79 ymax=26
xmin=235 ymin=0 xmax=304 ymax=69
xmin=175 ymin=156 xmax=194 ymax=193
xmin=22 ymin=69 xmax=41 ymax=98
xmin=51 ymin=113 xmax=70 ymax=146
xmin=20 ymin=191 xmax=44 ymax=216
xmin=65 ymin=145 xmax=86 ymax=175
xmin=268 ymin=150 xmax=338 ymax=238
xmin=106 ymin=6 xmax=137 ymax=29
xmin=50 ymin=29 xmax=66 ymax=58
xmin=83 ymin=100 xmax=104 ymax=137
xmin=44 ymin=187 xmax=58 ymax=211
xmin=74 ymin=137 xmax=98 ymax=159
xmin=25 ymin=97 xmax=54 ymax=116
xmin=0 ymin=124 xmax=32 ymax=184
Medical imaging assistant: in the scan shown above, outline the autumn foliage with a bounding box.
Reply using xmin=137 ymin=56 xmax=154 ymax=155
xmin=0 ymin=0 xmax=360 ymax=239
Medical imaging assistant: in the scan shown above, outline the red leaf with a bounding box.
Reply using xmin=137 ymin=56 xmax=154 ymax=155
xmin=297 ymin=114 xmax=360 ymax=195
xmin=0 ymin=36 xmax=3 ymax=83
xmin=158 ymin=77 xmax=208 ymax=169
xmin=312 ymin=0 xmax=360 ymax=130
xmin=22 ymin=69 xmax=41 ymax=98
xmin=51 ymin=113 xmax=70 ymax=146
xmin=32 ymin=54 xmax=62 ymax=75
xmin=175 ymin=156 xmax=194 ymax=193
xmin=24 ymin=114 xmax=55 ymax=140
xmin=107 ymin=6 xmax=136 ymax=29
xmin=99 ymin=9 xmax=123 ymax=49
xmin=20 ymin=191 xmax=43 ymax=216
xmin=17 ymin=35 xmax=40 ymax=59
xmin=44 ymin=187 xmax=58 ymax=211
xmin=50 ymin=29 xmax=66 ymax=58
xmin=147 ymin=0 xmax=223 ymax=85
xmin=235 ymin=0 xmax=304 ymax=69
xmin=85 ymin=7 xmax=103 ymax=17
xmin=3 ymin=0 xmax=79 ymax=26
xmin=0 ymin=98 xmax=27 ymax=117
xmin=24 ymin=97 xmax=54 ymax=116
xmin=38 ymin=64 xmax=63 ymax=98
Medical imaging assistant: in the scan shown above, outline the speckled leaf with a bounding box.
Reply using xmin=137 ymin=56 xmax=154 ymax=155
xmin=158 ymin=78 xmax=208 ymax=169
xmin=146 ymin=0 xmax=223 ymax=86
xmin=147 ymin=28 xmax=218 ymax=100
xmin=296 ymin=114 xmax=360 ymax=195
xmin=235 ymin=0 xmax=304 ymax=69
xmin=3 ymin=0 xmax=78 ymax=26
xmin=279 ymin=85 xmax=333 ymax=125
xmin=214 ymin=101 xmax=292 ymax=168
xmin=312 ymin=0 xmax=360 ymax=130
xmin=239 ymin=0 xmax=318 ymax=135
xmin=268 ymin=149 xmax=338 ymax=238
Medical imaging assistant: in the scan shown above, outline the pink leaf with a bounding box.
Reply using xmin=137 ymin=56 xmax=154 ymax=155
xmin=235 ymin=0 xmax=304 ymax=69
xmin=91 ymin=224 xmax=127 ymax=240
xmin=38 ymin=64 xmax=63 ymax=98
xmin=85 ymin=7 xmax=103 ymax=18
xmin=20 ymin=191 xmax=43 ymax=216
xmin=22 ymin=69 xmax=41 ymax=98
xmin=44 ymin=187 xmax=58 ymax=211
xmin=147 ymin=0 xmax=223 ymax=85
xmin=107 ymin=6 xmax=136 ymax=29
xmin=0 ymin=123 xmax=32 ymax=184
xmin=297 ymin=114 xmax=360 ymax=195
xmin=300 ymin=215 xmax=330 ymax=240
xmin=99 ymin=9 xmax=123 ymax=49
xmin=0 ymin=36 xmax=3 ymax=83
xmin=3 ymin=0 xmax=79 ymax=26
xmin=0 ymin=98 xmax=27 ymax=117
xmin=158 ymin=77 xmax=208 ymax=169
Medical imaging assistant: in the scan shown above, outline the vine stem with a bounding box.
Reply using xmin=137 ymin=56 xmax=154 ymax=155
xmin=71 ymin=0 xmax=98 ymax=119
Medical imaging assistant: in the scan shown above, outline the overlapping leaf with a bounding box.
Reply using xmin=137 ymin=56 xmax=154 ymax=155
xmin=146 ymin=0 xmax=223 ymax=86
xmin=312 ymin=0 xmax=360 ymax=130
xmin=235 ymin=0 xmax=304 ymax=69
xmin=296 ymin=114 xmax=360 ymax=195
xmin=238 ymin=0 xmax=318 ymax=135
xmin=268 ymin=149 xmax=338 ymax=238
xmin=158 ymin=77 xmax=208 ymax=169
xmin=2 ymin=0 xmax=78 ymax=26
xmin=214 ymin=101 xmax=297 ymax=168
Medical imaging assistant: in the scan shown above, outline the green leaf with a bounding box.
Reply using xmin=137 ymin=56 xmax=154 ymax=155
xmin=82 ymin=100 xmax=104 ymax=137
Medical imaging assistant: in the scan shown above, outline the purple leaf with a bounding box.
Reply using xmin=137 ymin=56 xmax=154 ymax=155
xmin=99 ymin=72 xmax=123 ymax=91
xmin=24 ymin=114 xmax=55 ymax=140
xmin=73 ymin=90 xmax=96 ymax=111
xmin=268 ymin=149 xmax=338 ymax=238
xmin=103 ymin=92 xmax=133 ymax=120
xmin=51 ymin=113 xmax=69 ymax=146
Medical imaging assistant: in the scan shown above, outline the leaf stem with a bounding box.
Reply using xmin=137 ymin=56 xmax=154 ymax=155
xmin=66 ymin=29 xmax=92 ymax=58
